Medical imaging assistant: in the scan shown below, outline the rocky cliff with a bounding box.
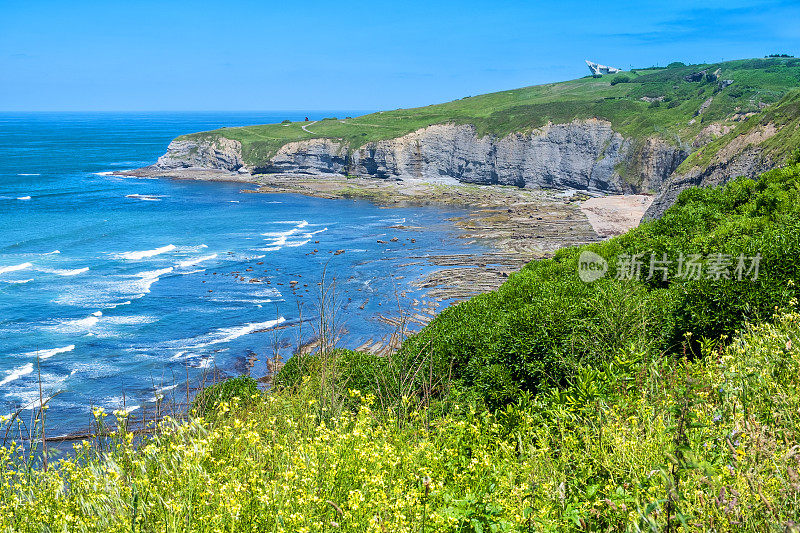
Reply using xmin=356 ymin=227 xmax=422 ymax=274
xmin=152 ymin=121 xmax=686 ymax=195
xmin=156 ymin=137 xmax=245 ymax=171
xmin=644 ymin=123 xmax=783 ymax=219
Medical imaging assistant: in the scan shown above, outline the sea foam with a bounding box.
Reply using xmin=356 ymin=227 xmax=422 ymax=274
xmin=0 ymin=363 xmax=34 ymax=386
xmin=25 ymin=345 xmax=76 ymax=360
xmin=0 ymin=262 xmax=33 ymax=275
xmin=115 ymin=244 xmax=176 ymax=260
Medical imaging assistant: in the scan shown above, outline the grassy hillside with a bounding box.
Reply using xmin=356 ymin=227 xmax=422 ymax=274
xmin=679 ymin=88 xmax=800 ymax=172
xmin=181 ymin=58 xmax=800 ymax=167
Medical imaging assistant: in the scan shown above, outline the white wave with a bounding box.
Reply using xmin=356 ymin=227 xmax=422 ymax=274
xmin=102 ymin=315 xmax=157 ymax=326
xmin=177 ymin=253 xmax=217 ymax=268
xmin=181 ymin=317 xmax=286 ymax=350
xmin=60 ymin=312 xmax=102 ymax=331
xmin=36 ymin=266 xmax=89 ymax=276
xmin=3 ymin=279 xmax=33 ymax=284
xmin=0 ymin=262 xmax=33 ymax=275
xmin=229 ymin=200 xmax=239 ymax=203
xmin=261 ymin=228 xmax=301 ymax=238
xmin=125 ymin=194 xmax=162 ymax=202
xmin=17 ymin=196 xmax=31 ymax=201
xmin=197 ymin=358 xmax=214 ymax=369
xmin=0 ymin=363 xmax=34 ymax=386
xmin=114 ymin=244 xmax=175 ymax=260
xmin=107 ymin=301 xmax=131 ymax=309
xmin=261 ymin=225 xmax=327 ymax=250
xmin=25 ymin=345 xmax=75 ymax=360
xmin=207 ymin=317 xmax=286 ymax=346
xmin=17 ymin=173 xmax=40 ymax=176
xmin=179 ymin=269 xmax=205 ymax=275
xmin=43 ymin=250 xmax=61 ymax=255
xmin=156 ymin=383 xmax=179 ymax=394
xmin=133 ymin=267 xmax=174 ymax=293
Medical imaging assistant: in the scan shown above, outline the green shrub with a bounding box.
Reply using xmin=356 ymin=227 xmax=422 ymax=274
xmin=396 ymin=163 xmax=800 ymax=406
xmin=192 ymin=376 xmax=260 ymax=416
xmin=275 ymin=349 xmax=387 ymax=399
xmin=610 ymin=75 xmax=631 ymax=85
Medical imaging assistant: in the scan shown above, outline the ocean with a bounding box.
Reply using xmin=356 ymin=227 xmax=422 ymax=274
xmin=0 ymin=112 xmax=487 ymax=436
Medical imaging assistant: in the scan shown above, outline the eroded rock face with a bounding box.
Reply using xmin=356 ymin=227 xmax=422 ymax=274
xmin=644 ymin=125 xmax=779 ymax=219
xmin=156 ymin=137 xmax=244 ymax=171
xmin=252 ymin=121 xmax=686 ymax=194
xmin=152 ymin=120 xmax=689 ymax=197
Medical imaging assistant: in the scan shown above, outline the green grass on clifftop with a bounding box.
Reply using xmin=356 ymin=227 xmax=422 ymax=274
xmin=180 ymin=58 xmax=800 ymax=167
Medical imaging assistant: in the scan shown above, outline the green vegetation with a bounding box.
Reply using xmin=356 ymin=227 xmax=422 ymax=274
xmin=4 ymin=163 xmax=800 ymax=529
xmin=191 ymin=375 xmax=260 ymax=417
xmin=679 ymin=89 xmax=800 ymax=172
xmin=388 ymin=161 xmax=800 ymax=406
xmin=180 ymin=58 xmax=800 ymax=167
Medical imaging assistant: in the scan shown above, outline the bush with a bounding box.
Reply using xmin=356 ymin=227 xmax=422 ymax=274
xmin=275 ymin=349 xmax=387 ymax=399
xmin=192 ymin=376 xmax=260 ymax=416
xmin=610 ymin=75 xmax=631 ymax=85
xmin=396 ymin=163 xmax=800 ymax=406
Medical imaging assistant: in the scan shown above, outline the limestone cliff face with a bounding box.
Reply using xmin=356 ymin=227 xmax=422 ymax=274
xmin=154 ymin=121 xmax=687 ymax=195
xmin=156 ymin=137 xmax=244 ymax=171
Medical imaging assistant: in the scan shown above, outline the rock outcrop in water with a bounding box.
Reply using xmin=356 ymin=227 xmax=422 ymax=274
xmin=152 ymin=121 xmax=687 ymax=195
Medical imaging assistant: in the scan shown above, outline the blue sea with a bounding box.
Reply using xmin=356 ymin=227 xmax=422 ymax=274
xmin=0 ymin=112 xmax=486 ymax=435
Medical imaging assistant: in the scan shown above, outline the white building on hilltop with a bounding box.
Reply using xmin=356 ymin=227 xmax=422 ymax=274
xmin=585 ymin=60 xmax=622 ymax=76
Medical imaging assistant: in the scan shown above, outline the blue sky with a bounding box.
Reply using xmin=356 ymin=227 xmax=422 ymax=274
xmin=1 ymin=0 xmax=798 ymax=111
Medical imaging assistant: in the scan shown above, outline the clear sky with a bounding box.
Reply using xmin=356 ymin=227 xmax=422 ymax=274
xmin=1 ymin=0 xmax=798 ymax=111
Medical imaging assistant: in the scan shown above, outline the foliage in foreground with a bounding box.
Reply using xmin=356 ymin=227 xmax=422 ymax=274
xmin=2 ymin=311 xmax=800 ymax=531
